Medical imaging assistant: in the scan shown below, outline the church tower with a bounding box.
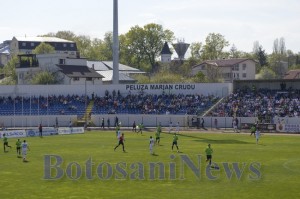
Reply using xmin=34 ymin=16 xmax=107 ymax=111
xmin=160 ymin=42 xmax=172 ymax=63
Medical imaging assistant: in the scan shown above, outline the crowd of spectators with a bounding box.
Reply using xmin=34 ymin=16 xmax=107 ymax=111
xmin=0 ymin=91 xmax=219 ymax=116
xmin=208 ymin=88 xmax=300 ymax=120
xmin=0 ymin=94 xmax=89 ymax=115
xmin=93 ymin=91 xmax=219 ymax=115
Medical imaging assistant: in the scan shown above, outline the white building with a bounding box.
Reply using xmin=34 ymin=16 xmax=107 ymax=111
xmin=87 ymin=61 xmax=145 ymax=84
xmin=10 ymin=36 xmax=78 ymax=58
xmin=16 ymin=53 xmax=103 ymax=85
xmin=192 ymin=58 xmax=257 ymax=82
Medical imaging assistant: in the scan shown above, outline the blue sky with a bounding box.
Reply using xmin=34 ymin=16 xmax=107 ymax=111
xmin=1 ymin=0 xmax=300 ymax=54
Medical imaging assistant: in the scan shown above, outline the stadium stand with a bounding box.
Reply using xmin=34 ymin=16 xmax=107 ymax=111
xmin=0 ymin=93 xmax=219 ymax=116
xmin=207 ymin=88 xmax=300 ymax=121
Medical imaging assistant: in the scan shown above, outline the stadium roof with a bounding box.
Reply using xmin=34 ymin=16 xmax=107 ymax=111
xmin=57 ymin=65 xmax=104 ymax=78
xmin=87 ymin=61 xmax=141 ymax=72
xmin=195 ymin=58 xmax=258 ymax=68
xmin=13 ymin=36 xmax=74 ymax=43
xmin=96 ymin=70 xmax=136 ymax=83
xmin=0 ymin=45 xmax=10 ymax=54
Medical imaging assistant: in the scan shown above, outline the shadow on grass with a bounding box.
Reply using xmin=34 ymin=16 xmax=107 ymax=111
xmin=177 ymin=133 xmax=252 ymax=144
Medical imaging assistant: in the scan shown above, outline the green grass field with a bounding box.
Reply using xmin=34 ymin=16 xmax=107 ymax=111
xmin=1 ymin=129 xmax=300 ymax=199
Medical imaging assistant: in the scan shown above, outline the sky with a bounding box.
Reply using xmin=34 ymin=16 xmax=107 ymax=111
xmin=1 ymin=0 xmax=300 ymax=55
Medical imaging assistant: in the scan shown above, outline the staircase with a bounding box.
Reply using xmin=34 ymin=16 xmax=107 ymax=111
xmin=77 ymin=100 xmax=94 ymax=126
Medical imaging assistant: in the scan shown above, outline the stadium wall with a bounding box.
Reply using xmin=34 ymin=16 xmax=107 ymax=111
xmin=0 ymin=83 xmax=232 ymax=97
xmin=2 ymin=114 xmax=300 ymax=133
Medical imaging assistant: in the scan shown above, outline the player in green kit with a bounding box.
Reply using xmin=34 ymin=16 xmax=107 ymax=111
xmin=172 ymin=133 xmax=179 ymax=152
xmin=205 ymin=144 xmax=213 ymax=166
xmin=250 ymin=125 xmax=256 ymax=136
xmin=155 ymin=131 xmax=160 ymax=145
xmin=16 ymin=139 xmax=22 ymax=157
xmin=115 ymin=124 xmax=120 ymax=137
xmin=3 ymin=133 xmax=12 ymax=152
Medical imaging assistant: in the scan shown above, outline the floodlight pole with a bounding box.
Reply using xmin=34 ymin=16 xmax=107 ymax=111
xmin=113 ymin=0 xmax=119 ymax=84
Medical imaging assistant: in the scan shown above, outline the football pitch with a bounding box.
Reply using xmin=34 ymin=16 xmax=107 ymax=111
xmin=1 ymin=129 xmax=300 ymax=199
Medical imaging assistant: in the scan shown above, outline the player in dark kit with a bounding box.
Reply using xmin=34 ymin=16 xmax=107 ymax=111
xmin=114 ymin=133 xmax=125 ymax=152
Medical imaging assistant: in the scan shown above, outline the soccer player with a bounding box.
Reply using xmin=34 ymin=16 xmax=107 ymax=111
xmin=132 ymin=121 xmax=136 ymax=132
xmin=114 ymin=133 xmax=125 ymax=152
xmin=250 ymin=125 xmax=256 ymax=136
xmin=155 ymin=130 xmax=160 ymax=146
xmin=157 ymin=122 xmax=162 ymax=134
xmin=21 ymin=140 xmax=30 ymax=162
xmin=116 ymin=129 xmax=121 ymax=139
xmin=233 ymin=118 xmax=239 ymax=133
xmin=39 ymin=123 xmax=43 ymax=138
xmin=115 ymin=124 xmax=120 ymax=137
xmin=3 ymin=133 xmax=12 ymax=152
xmin=175 ymin=122 xmax=180 ymax=134
xmin=101 ymin=118 xmax=105 ymax=129
xmin=255 ymin=128 xmax=260 ymax=144
xmin=149 ymin=136 xmax=155 ymax=154
xmin=169 ymin=121 xmax=173 ymax=133
xmin=205 ymin=144 xmax=213 ymax=166
xmin=172 ymin=133 xmax=179 ymax=152
xmin=16 ymin=139 xmax=22 ymax=157
xmin=137 ymin=123 xmax=143 ymax=134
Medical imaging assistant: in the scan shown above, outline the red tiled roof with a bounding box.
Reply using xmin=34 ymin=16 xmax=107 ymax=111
xmin=284 ymin=70 xmax=300 ymax=79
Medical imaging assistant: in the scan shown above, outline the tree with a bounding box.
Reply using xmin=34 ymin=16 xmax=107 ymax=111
xmin=229 ymin=44 xmax=242 ymax=58
xmin=121 ymin=23 xmax=174 ymax=72
xmin=269 ymin=37 xmax=287 ymax=78
xmin=41 ymin=30 xmax=76 ymax=41
xmin=256 ymin=46 xmax=268 ymax=67
xmin=193 ymin=71 xmax=207 ymax=83
xmin=190 ymin=42 xmax=202 ymax=59
xmin=32 ymin=42 xmax=55 ymax=54
xmin=273 ymin=37 xmax=286 ymax=56
xmin=201 ymin=33 xmax=229 ymax=60
xmin=1 ymin=56 xmax=18 ymax=85
xmin=257 ymin=67 xmax=276 ymax=79
xmin=205 ymin=64 xmax=222 ymax=82
xmin=30 ymin=71 xmax=57 ymax=85
xmin=252 ymin=41 xmax=260 ymax=54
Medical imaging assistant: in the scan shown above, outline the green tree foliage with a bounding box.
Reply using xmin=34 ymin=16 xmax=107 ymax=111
xmin=257 ymin=67 xmax=276 ymax=79
xmin=229 ymin=44 xmax=244 ymax=58
xmin=120 ymin=23 xmax=174 ymax=72
xmin=269 ymin=37 xmax=288 ymax=78
xmin=32 ymin=42 xmax=55 ymax=54
xmin=256 ymin=46 xmax=268 ymax=67
xmin=205 ymin=65 xmax=222 ymax=82
xmin=132 ymin=74 xmax=151 ymax=84
xmin=151 ymin=71 xmax=182 ymax=83
xmin=30 ymin=71 xmax=57 ymax=85
xmin=193 ymin=71 xmax=208 ymax=83
xmin=43 ymin=31 xmax=91 ymax=58
xmin=201 ymin=33 xmax=229 ymax=60
xmin=1 ymin=56 xmax=18 ymax=85
xmin=190 ymin=42 xmax=202 ymax=59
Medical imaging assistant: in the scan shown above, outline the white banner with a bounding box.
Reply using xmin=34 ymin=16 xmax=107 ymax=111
xmin=57 ymin=127 xmax=85 ymax=135
xmin=276 ymin=124 xmax=300 ymax=133
xmin=0 ymin=130 xmax=27 ymax=138
xmin=70 ymin=127 xmax=85 ymax=134
xmin=26 ymin=127 xmax=58 ymax=137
